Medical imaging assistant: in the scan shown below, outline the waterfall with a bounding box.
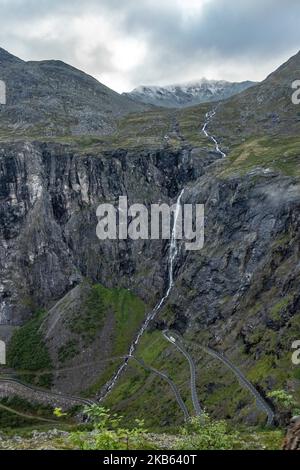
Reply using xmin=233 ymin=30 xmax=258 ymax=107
xmin=202 ymin=109 xmax=227 ymax=158
xmin=100 ymin=189 xmax=185 ymax=399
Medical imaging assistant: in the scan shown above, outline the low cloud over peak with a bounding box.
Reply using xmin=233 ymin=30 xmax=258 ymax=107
xmin=0 ymin=0 xmax=299 ymax=92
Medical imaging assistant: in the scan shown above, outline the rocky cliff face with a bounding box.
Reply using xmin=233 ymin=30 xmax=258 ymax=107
xmin=175 ymin=165 xmax=300 ymax=332
xmin=101 ymin=160 xmax=300 ymax=426
xmin=1 ymin=135 xmax=299 ymax=418
xmin=0 ymin=141 xmax=210 ymax=325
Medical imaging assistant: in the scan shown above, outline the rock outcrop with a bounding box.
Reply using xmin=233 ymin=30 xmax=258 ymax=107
xmin=283 ymin=416 xmax=300 ymax=450
xmin=0 ymin=141 xmax=207 ymax=324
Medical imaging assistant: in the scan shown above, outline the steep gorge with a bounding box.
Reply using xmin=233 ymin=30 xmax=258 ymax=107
xmin=0 ymin=49 xmax=300 ymax=428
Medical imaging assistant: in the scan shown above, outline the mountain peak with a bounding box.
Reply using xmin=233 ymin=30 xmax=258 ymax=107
xmin=0 ymin=47 xmax=23 ymax=64
xmin=125 ymin=79 xmax=256 ymax=108
xmin=0 ymin=47 xmax=148 ymax=136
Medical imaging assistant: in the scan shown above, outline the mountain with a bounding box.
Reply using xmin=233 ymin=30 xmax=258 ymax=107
xmin=0 ymin=47 xmax=148 ymax=137
xmin=0 ymin=49 xmax=300 ymax=432
xmin=124 ymin=79 xmax=256 ymax=108
xmin=211 ymin=51 xmax=300 ymax=144
xmin=0 ymin=48 xmax=23 ymax=65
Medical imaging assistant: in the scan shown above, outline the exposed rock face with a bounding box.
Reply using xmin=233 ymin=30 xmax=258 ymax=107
xmin=0 ymin=47 xmax=148 ymax=137
xmin=1 ymin=137 xmax=299 ymax=404
xmin=283 ymin=416 xmax=300 ymax=450
xmin=173 ymin=166 xmax=300 ymax=335
xmin=0 ymin=141 xmax=208 ymax=324
xmin=212 ymin=50 xmax=300 ymax=143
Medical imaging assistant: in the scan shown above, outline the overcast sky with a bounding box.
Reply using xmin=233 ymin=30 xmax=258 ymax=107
xmin=0 ymin=0 xmax=300 ymax=92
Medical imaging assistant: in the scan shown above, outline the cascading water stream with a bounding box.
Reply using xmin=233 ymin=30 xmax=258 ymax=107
xmin=100 ymin=189 xmax=185 ymax=400
xmin=202 ymin=109 xmax=227 ymax=158
xmin=100 ymin=107 xmax=225 ymax=400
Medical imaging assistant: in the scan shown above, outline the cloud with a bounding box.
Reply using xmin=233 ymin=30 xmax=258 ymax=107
xmin=0 ymin=0 xmax=299 ymax=92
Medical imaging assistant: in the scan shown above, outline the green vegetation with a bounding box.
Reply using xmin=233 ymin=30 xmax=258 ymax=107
xmin=0 ymin=400 xmax=285 ymax=450
xmin=0 ymin=397 xmax=59 ymax=429
xmin=53 ymin=407 xmax=68 ymax=418
xmin=177 ymin=415 xmax=239 ymax=450
xmin=7 ymin=310 xmax=53 ymax=387
xmin=0 ymin=103 xmax=214 ymax=152
xmin=177 ymin=106 xmax=213 ymax=148
xmin=69 ymin=405 xmax=149 ymax=450
xmin=110 ymin=288 xmax=147 ymax=357
xmin=70 ymin=284 xmax=108 ymax=345
xmin=0 ymin=405 xmax=42 ymax=429
xmin=104 ymin=319 xmax=298 ymax=430
xmin=81 ymin=284 xmax=147 ymax=395
xmin=67 ymin=406 xmax=283 ymax=451
xmin=232 ymin=428 xmax=284 ymax=450
xmin=4 ymin=109 xmax=176 ymax=152
xmin=111 ymin=110 xmax=173 ymax=150
xmin=269 ymin=296 xmax=293 ymax=322
xmin=58 ymin=340 xmax=80 ymax=363
xmin=104 ymin=329 xmax=191 ymax=430
xmin=267 ymin=390 xmax=300 ymax=416
xmin=223 ymin=136 xmax=300 ymax=177
xmin=70 ymin=284 xmax=146 ymax=349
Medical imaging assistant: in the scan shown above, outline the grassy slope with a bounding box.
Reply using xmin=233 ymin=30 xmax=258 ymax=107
xmin=0 ymin=105 xmax=213 ymax=153
xmin=75 ymin=284 xmax=148 ymax=396
xmin=103 ymin=222 xmax=300 ymax=429
xmin=220 ymin=136 xmax=300 ymax=177
xmin=4 ymin=283 xmax=147 ymax=396
xmin=6 ymin=310 xmax=53 ymax=387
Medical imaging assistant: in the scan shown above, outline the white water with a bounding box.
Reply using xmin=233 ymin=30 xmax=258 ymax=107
xmin=202 ymin=109 xmax=227 ymax=158
xmin=100 ymin=108 xmax=225 ymax=400
xmin=100 ymin=189 xmax=185 ymax=399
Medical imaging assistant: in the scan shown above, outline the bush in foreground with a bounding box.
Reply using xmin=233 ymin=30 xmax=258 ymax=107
xmin=176 ymin=414 xmax=240 ymax=450
xmin=69 ymin=405 xmax=149 ymax=450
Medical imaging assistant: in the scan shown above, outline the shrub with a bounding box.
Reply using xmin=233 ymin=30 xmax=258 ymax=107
xmin=176 ymin=414 xmax=240 ymax=450
xmin=267 ymin=390 xmax=300 ymax=415
xmin=58 ymin=340 xmax=79 ymax=363
xmin=69 ymin=406 xmax=148 ymax=450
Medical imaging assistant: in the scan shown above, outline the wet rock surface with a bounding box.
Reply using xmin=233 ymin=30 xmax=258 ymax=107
xmin=0 ymin=141 xmax=206 ymax=324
